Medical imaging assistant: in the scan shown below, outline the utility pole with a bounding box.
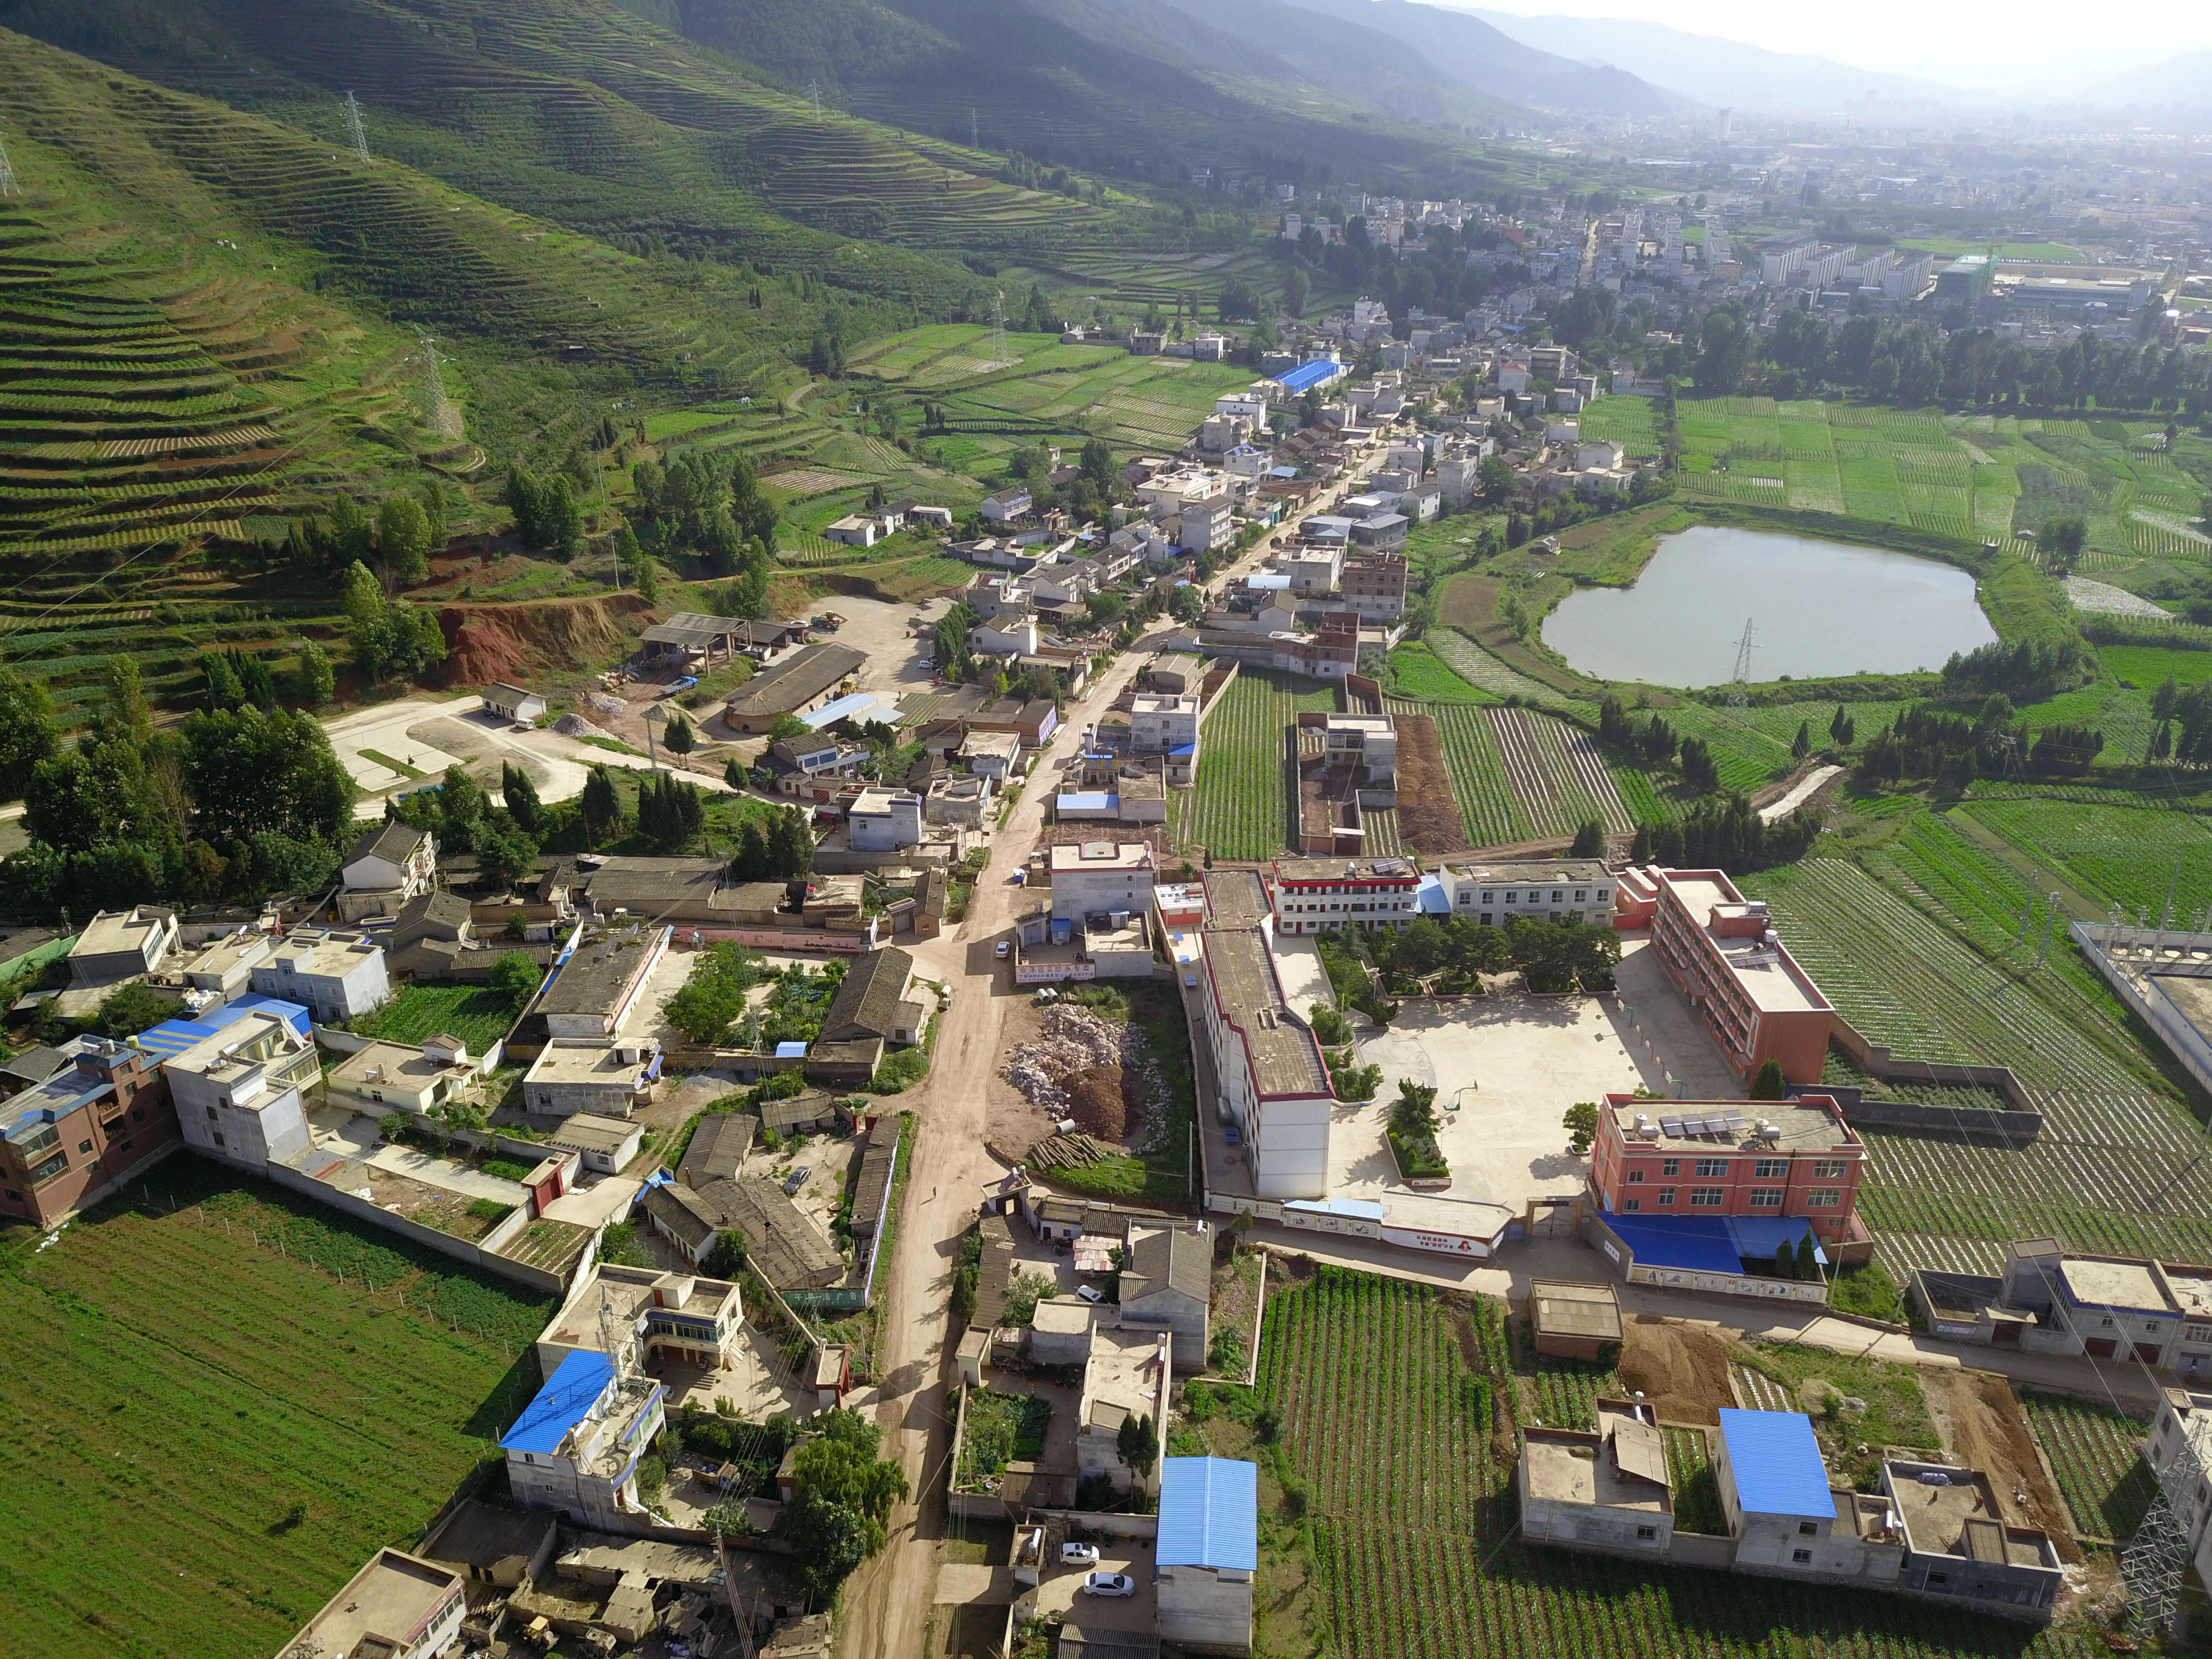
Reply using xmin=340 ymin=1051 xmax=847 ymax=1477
xmin=2035 ymin=893 xmax=2060 ymax=968
xmin=342 ymin=92 xmax=370 ymax=164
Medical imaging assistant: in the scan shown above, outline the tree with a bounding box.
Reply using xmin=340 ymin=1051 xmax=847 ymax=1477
xmin=92 ymin=980 xmax=184 ymax=1039
xmin=500 ymin=760 xmax=543 ymax=836
xmin=1085 ymin=591 xmax=1127 ymax=627
xmin=662 ymin=942 xmax=767 ymax=1045
xmin=1750 ymin=1058 xmax=1787 ymax=1100
xmin=293 ymin=642 xmax=336 ymax=709
xmin=476 ymin=813 xmax=539 ymax=890
xmin=1569 ymin=820 xmax=1603 ymax=858
xmin=0 ymin=668 xmax=59 ymax=803
xmin=1678 ymin=735 xmax=1720 ymax=793
xmin=1389 ymin=1078 xmax=1440 ymax=1144
xmin=580 ymin=764 xmax=624 ymax=844
xmin=1829 ymin=703 xmax=1855 ymax=747
xmin=377 ymin=492 xmax=433 ymax=586
xmin=2038 ymin=512 xmax=2088 ymax=572
xmin=1562 ymin=1099 xmax=1600 ymax=1155
xmin=1282 ymin=267 xmax=1310 ymax=318
xmin=1792 ymin=720 xmax=1811 ymax=761
xmin=1794 ymin=1233 xmax=1820 ymax=1280
xmin=1170 ymin=583 xmax=1206 ymax=623
xmin=786 ymin=1488 xmax=872 ymax=1606
xmin=663 ymin=711 xmax=696 ymax=769
xmin=705 ymin=1228 xmax=749 ymax=1279
xmin=1477 ymin=454 xmax=1516 ymax=505
xmin=1115 ymin=1410 xmax=1159 ymax=1485
xmin=768 ymin=712 xmax=811 ymax=743
xmin=1079 ymin=437 xmax=1117 ymax=494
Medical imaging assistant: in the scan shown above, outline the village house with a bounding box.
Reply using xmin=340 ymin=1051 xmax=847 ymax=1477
xmin=500 ymin=1348 xmax=668 ymax=1529
xmin=249 ymin=927 xmax=392 ymax=1024
xmin=0 ymin=1036 xmax=177 ymax=1228
xmin=340 ymin=822 xmax=436 ymax=923
xmin=1155 ymin=1457 xmax=1260 ymax=1654
xmin=67 ymin=906 xmax=179 ymax=987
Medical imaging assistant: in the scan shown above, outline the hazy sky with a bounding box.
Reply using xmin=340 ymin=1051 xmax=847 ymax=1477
xmin=1453 ymin=0 xmax=2211 ymax=89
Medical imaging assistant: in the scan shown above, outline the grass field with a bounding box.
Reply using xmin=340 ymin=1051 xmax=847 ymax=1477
xmin=1232 ymin=1263 xmax=2106 ymax=1658
xmin=0 ymin=1155 xmax=550 ymax=1659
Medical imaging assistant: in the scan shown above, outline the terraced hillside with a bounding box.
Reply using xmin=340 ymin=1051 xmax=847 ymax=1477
xmin=8 ymin=0 xmax=1129 ymax=282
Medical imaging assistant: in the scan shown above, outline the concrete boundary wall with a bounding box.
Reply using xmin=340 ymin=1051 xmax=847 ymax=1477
xmin=262 ymin=1161 xmax=569 ymax=1296
xmin=1828 ymin=1017 xmax=2033 ymax=1115
xmin=2072 ymin=922 xmax=2212 ymax=1099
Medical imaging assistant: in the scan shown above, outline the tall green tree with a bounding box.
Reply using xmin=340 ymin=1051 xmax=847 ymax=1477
xmin=378 ymin=492 xmax=434 ymax=586
xmin=0 ymin=669 xmax=59 ymax=803
xmin=500 ymin=760 xmax=543 ymax=836
xmin=580 ymin=764 xmax=624 ymax=844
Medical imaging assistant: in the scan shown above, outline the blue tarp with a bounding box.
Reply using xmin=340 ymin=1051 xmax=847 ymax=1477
xmin=1159 ymin=1458 xmax=1259 ymax=1572
xmin=1599 ymin=1213 xmax=1744 ymax=1276
xmin=1056 ymin=792 xmax=1114 ymax=811
xmin=1725 ymin=1214 xmax=1828 ymax=1266
xmin=775 ymin=1041 xmax=809 ymax=1058
xmin=500 ymin=1349 xmax=614 ymax=1455
xmin=1415 ymin=873 xmax=1451 ymax=915
xmin=1718 ymin=1408 xmax=1837 ymax=1519
xmin=1168 ymin=743 xmax=1197 ymax=757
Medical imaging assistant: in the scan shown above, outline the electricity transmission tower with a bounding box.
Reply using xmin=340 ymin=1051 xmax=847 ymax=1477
xmin=2123 ymin=1430 xmax=2204 ymax=1636
xmin=414 ymin=330 xmax=449 ymax=431
xmin=806 ymin=79 xmax=822 ymax=119
xmin=969 ymin=107 xmax=979 ymax=149
xmin=1725 ymin=618 xmax=1755 ymax=712
xmin=990 ymin=289 xmax=1009 ymax=367
xmin=341 ymin=92 xmax=370 ymax=164
xmin=0 ymin=133 xmax=17 ymax=199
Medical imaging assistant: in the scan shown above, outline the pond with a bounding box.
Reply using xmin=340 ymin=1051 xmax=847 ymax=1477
xmin=1540 ymin=525 xmax=1998 ymax=688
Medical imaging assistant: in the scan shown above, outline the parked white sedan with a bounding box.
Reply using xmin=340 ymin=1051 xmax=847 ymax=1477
xmin=1081 ymin=1572 xmax=1137 ymax=1598
xmin=1060 ymin=1542 xmax=1101 ymax=1567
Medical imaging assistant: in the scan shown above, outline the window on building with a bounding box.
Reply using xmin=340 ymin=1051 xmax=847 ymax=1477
xmin=206 ymin=1106 xmax=218 ymax=1120
xmin=1694 ymin=1158 xmax=1729 ymax=1177
xmin=1689 ymin=1187 xmax=1724 ymax=1207
xmin=1661 ymin=1159 xmax=1679 ymax=1177
xmin=77 ymin=1140 xmax=93 ymax=1155
xmin=1626 ymin=1169 xmax=1645 ymax=1184
xmin=2145 ymin=1322 xmax=2162 ymax=1334
xmin=1792 ymin=1549 xmax=1813 ymax=1564
xmin=1754 ymin=1159 xmax=1787 ymax=1178
xmin=1747 ymin=1189 xmax=1783 ymax=1208
xmin=1812 ymin=1159 xmax=1846 ymax=1178
xmin=1798 ymin=1521 xmax=1818 ymax=1536
xmin=1806 ymin=1190 xmax=1840 ymax=1208
xmin=2101 ymin=1316 xmax=2116 ymax=1328
xmin=1623 ymin=1198 xmax=1641 ymax=1212
xmin=1926 ymin=1572 xmax=1948 ymax=1585
xmin=1636 ymin=1525 xmax=1657 ymax=1540
xmin=1657 ymin=1188 xmax=1675 ymax=1206
xmin=2187 ymin=1324 xmax=2212 ymax=1343
xmin=212 ymin=1133 xmax=225 ymax=1147
xmin=1552 ymin=890 xmax=1563 ymax=902
xmin=132 ymin=1109 xmax=144 ymax=1122
xmin=29 ymin=1152 xmax=67 ymax=1183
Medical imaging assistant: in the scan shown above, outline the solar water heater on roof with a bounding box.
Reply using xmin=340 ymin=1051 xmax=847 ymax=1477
xmin=1660 ymin=1117 xmax=1684 ymax=1137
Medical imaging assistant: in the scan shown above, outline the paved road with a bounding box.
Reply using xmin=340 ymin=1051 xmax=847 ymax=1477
xmin=834 ymin=446 xmax=1389 ymax=1659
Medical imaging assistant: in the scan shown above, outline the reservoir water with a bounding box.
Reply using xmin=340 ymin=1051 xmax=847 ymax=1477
xmin=1540 ymin=525 xmax=1999 ymax=688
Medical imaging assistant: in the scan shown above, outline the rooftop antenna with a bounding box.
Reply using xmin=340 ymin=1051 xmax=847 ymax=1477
xmin=0 ymin=132 xmax=17 ymax=199
xmin=1725 ymin=617 xmax=1755 ymax=713
xmin=341 ymin=92 xmax=370 ymax=165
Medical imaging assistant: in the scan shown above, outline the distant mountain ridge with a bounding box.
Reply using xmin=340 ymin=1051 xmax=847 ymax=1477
xmin=1453 ymin=5 xmax=1986 ymax=111
xmin=2084 ymin=48 xmax=2212 ymax=109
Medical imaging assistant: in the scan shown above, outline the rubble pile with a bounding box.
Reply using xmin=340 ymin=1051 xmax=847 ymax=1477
xmin=586 ymin=691 xmax=625 ymax=715
xmin=554 ymin=712 xmax=596 ymax=737
xmin=1003 ymin=1001 xmax=1172 ymax=1152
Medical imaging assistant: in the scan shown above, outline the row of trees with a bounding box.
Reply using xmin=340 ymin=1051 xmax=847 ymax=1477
xmin=265 ymin=486 xmax=450 ymax=587
xmin=1594 ymin=697 xmax=1720 ymax=792
xmin=1337 ymin=912 xmax=1623 ymax=998
xmin=1855 ymin=698 xmax=2104 ymax=786
xmin=1630 ymin=795 xmax=1823 ymax=873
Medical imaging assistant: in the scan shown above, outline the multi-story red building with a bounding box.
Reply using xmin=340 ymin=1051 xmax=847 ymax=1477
xmin=1339 ymin=553 xmax=1408 ymax=623
xmin=1621 ymin=866 xmax=1833 ymax=1086
xmin=1587 ymin=1093 xmax=1867 ymax=1248
xmin=0 ymin=1036 xmax=178 ymax=1227
xmin=1270 ymin=855 xmax=1422 ymax=935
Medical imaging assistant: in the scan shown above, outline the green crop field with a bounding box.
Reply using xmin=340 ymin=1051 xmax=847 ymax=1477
xmin=348 ymin=983 xmax=524 ymax=1052
xmin=1228 ymin=1263 xmax=2104 ymax=1658
xmin=0 ymin=1156 xmax=551 ymax=1659
xmin=1955 ymin=783 xmax=2212 ymax=922
xmin=2019 ymin=1390 xmax=2156 ymax=1545
xmin=1576 ymin=395 xmax=1662 ymax=458
xmin=1741 ymin=811 xmax=2212 ymax=1278
xmin=1178 ymin=669 xmax=1338 ymax=859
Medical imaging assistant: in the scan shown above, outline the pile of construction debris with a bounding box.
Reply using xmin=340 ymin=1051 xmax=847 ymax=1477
xmin=586 ymin=691 xmax=625 ymax=716
xmin=554 ymin=712 xmax=596 ymax=737
xmin=1003 ymin=1001 xmax=1173 ymax=1153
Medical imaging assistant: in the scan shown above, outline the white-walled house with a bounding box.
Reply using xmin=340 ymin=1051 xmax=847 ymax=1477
xmin=249 ymin=928 xmax=390 ymax=1023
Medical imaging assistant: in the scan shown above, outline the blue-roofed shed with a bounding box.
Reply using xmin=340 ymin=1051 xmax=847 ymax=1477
xmin=133 ymin=1018 xmax=222 ymax=1060
xmin=1593 ymin=1212 xmax=1827 ymax=1279
xmin=1717 ymin=1408 xmax=1835 ymax=1520
xmin=774 ymin=1041 xmax=808 ymax=1058
xmin=501 ymin=1349 xmax=614 ymax=1457
xmin=1415 ymin=873 xmax=1451 ymax=915
xmin=1273 ymin=358 xmax=1345 ymax=395
xmin=207 ymin=993 xmax=312 ymax=1038
xmin=802 ymin=691 xmax=901 ymax=731
xmin=1158 ymin=1457 xmax=1259 ymax=1571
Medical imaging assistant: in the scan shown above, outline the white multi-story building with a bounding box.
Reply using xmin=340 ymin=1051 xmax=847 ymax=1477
xmin=1128 ymin=692 xmax=1202 ymax=783
xmin=248 ymin=928 xmax=390 ymax=1024
xmin=848 ymin=787 xmax=924 ymax=852
xmin=1322 ymin=714 xmax=1396 ymax=786
xmin=1049 ymin=842 xmax=1155 ymax=925
xmin=500 ymin=1348 xmax=667 ymax=1530
xmin=1441 ymin=859 xmax=1614 ymax=927
xmin=1197 ymin=870 xmax=1332 ymax=1198
xmin=340 ymin=821 xmax=436 ymax=922
xmin=279 ymin=1549 xmax=466 ymax=1659
xmin=166 ymin=1011 xmax=320 ymax=1171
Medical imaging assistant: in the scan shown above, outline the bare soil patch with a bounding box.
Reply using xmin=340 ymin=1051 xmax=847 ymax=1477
xmin=1924 ymin=1369 xmax=2080 ymax=1561
xmin=1618 ymin=1317 xmax=1735 ymax=1425
xmin=983 ymin=995 xmax=1055 ymax=1164
xmin=1066 ymin=1065 xmax=1128 ymax=1140
xmin=1392 ymin=712 xmax=1467 ymax=854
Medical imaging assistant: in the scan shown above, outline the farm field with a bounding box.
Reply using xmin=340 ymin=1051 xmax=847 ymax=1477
xmin=1576 ymin=394 xmax=1662 ymax=458
xmin=1956 ymin=782 xmax=2212 ymax=923
xmin=1741 ymin=817 xmax=2212 ymax=1277
xmin=0 ymin=1155 xmax=551 ymax=1659
xmin=1244 ymin=1264 xmax=2106 ymax=1658
xmin=1178 ymin=670 xmax=1338 ymax=859
xmin=2019 ymin=1390 xmax=2156 ymax=1546
xmin=348 ymin=982 xmax=525 ymax=1052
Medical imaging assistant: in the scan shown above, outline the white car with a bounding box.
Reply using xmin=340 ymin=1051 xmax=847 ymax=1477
xmin=995 ymin=940 xmax=1011 ymax=959
xmin=1074 ymin=1283 xmax=1105 ymax=1304
xmin=1081 ymin=1572 xmax=1136 ymax=1598
xmin=1060 ymin=1542 xmax=1101 ymax=1567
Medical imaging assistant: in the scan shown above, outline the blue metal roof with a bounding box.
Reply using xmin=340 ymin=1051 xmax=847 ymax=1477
xmin=1415 ymin=873 xmax=1451 ymax=915
xmin=1273 ymin=358 xmax=1343 ymax=394
xmin=1718 ymin=1408 xmax=1835 ymax=1520
xmin=1056 ymin=792 xmax=1114 ymax=810
xmin=134 ymin=1018 xmax=222 ymax=1060
xmin=1246 ymin=572 xmax=1292 ymax=590
xmin=1598 ymin=1213 xmax=1744 ymax=1276
xmin=775 ymin=1041 xmax=809 ymax=1058
xmin=1158 ymin=1457 xmax=1259 ymax=1571
xmin=1168 ymin=743 xmax=1197 ymax=757
xmin=1283 ymin=1196 xmax=1385 ymax=1222
xmin=1725 ymin=1215 xmax=1828 ymax=1266
xmin=802 ymin=691 xmax=897 ymax=731
xmin=208 ymin=993 xmax=311 ymax=1037
xmin=501 ymin=1349 xmax=614 ymax=1456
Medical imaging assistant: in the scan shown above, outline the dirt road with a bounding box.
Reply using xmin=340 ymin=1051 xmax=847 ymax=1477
xmin=834 ymin=452 xmax=1385 ymax=1659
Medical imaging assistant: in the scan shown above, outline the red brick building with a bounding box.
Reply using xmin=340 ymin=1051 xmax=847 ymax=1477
xmin=0 ymin=1036 xmax=178 ymax=1227
xmin=1622 ymin=867 xmax=1834 ymax=1086
xmin=1339 ymin=552 xmax=1408 ymax=623
xmin=1588 ymin=1093 xmax=1869 ymax=1249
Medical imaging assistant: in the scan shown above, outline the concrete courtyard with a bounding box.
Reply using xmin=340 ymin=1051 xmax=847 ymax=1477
xmin=1332 ymin=938 xmax=1740 ymax=1214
